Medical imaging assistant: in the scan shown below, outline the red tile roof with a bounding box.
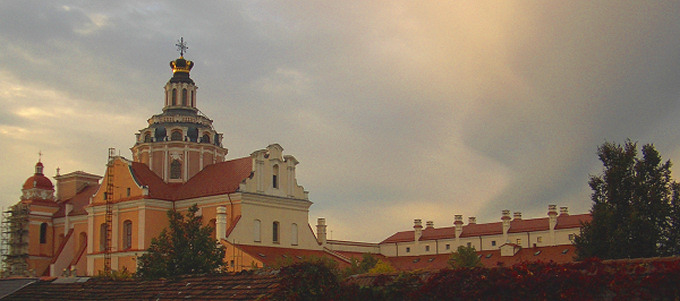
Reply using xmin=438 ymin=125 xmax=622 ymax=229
xmin=508 ymin=217 xmax=548 ymax=233
xmin=2 ymin=273 xmax=279 ymax=301
xmin=176 ymin=157 xmax=252 ymax=199
xmin=54 ymin=184 xmax=100 ymax=217
xmin=555 ymin=213 xmax=591 ymax=229
xmin=231 ymin=244 xmax=353 ymax=269
xmin=128 ymin=157 xmax=252 ymax=201
xmin=381 ymin=215 xmax=591 ymax=244
xmin=384 ymin=245 xmax=578 ymax=271
xmin=460 ymin=222 xmax=503 ymax=237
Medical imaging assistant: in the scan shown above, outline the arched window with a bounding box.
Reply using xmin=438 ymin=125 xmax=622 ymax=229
xmin=272 ymin=165 xmax=279 ymax=189
xmin=191 ymin=90 xmax=195 ymax=107
xmin=182 ymin=88 xmax=188 ymax=106
xmin=123 ymin=220 xmax=132 ymax=250
xmin=254 ymin=219 xmax=261 ymax=242
xmin=144 ymin=133 xmax=152 ymax=143
xmin=100 ymin=223 xmax=108 ymax=251
xmin=171 ymin=131 xmax=183 ymax=141
xmin=201 ymin=134 xmax=210 ymax=144
xmin=172 ymin=88 xmax=177 ymax=106
xmin=40 ymin=223 xmax=48 ymax=244
xmin=291 ymin=223 xmax=298 ymax=246
xmin=170 ymin=160 xmax=181 ymax=179
xmin=272 ymin=221 xmax=280 ymax=243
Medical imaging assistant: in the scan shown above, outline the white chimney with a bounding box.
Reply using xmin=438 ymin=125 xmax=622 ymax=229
xmin=501 ymin=210 xmax=511 ymax=243
xmin=548 ymin=205 xmax=558 ymax=245
xmin=559 ymin=206 xmax=569 ymax=215
xmin=468 ymin=217 xmax=476 ymax=224
xmin=426 ymin=221 xmax=434 ymax=229
xmin=216 ymin=206 xmax=227 ymax=240
xmin=316 ymin=218 xmax=327 ymax=245
xmin=454 ymin=215 xmax=463 ymax=240
xmin=513 ymin=212 xmax=522 ymax=220
xmin=414 ymin=219 xmax=423 ymax=242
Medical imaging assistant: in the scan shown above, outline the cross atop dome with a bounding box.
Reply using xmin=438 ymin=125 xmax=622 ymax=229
xmin=176 ymin=37 xmax=188 ymax=57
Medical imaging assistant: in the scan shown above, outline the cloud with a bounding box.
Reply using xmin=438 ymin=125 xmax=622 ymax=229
xmin=2 ymin=0 xmax=680 ymax=243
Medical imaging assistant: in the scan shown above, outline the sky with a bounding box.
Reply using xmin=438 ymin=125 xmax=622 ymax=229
xmin=2 ymin=1 xmax=680 ymax=242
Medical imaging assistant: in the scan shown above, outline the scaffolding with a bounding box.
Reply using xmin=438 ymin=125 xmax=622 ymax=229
xmin=1 ymin=204 xmax=30 ymax=276
xmin=104 ymin=148 xmax=115 ymax=273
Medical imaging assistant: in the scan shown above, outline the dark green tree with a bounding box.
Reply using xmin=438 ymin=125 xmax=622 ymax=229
xmin=137 ymin=204 xmax=225 ymax=279
xmin=575 ymin=141 xmax=679 ymax=259
xmin=448 ymin=245 xmax=482 ymax=268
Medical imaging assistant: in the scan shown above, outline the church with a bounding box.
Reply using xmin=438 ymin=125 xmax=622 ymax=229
xmin=3 ymin=48 xmax=589 ymax=277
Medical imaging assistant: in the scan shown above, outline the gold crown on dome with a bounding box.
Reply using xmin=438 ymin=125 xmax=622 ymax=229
xmin=170 ymin=56 xmax=194 ymax=74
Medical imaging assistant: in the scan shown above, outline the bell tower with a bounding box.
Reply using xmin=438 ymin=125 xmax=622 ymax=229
xmin=131 ymin=38 xmax=228 ymax=183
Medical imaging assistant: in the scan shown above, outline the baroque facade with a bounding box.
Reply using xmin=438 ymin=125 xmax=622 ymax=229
xmin=4 ymin=53 xmax=590 ymax=276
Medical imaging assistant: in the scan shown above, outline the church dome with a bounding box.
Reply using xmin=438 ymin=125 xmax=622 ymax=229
xmin=22 ymin=162 xmax=54 ymax=190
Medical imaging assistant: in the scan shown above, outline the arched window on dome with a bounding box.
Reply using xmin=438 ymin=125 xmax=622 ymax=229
xmin=144 ymin=133 xmax=152 ymax=143
xmin=201 ymin=133 xmax=210 ymax=144
xmin=172 ymin=88 xmax=177 ymax=106
xmin=40 ymin=223 xmax=48 ymax=244
xmin=171 ymin=130 xmax=183 ymax=141
xmin=170 ymin=160 xmax=181 ymax=179
xmin=182 ymin=88 xmax=188 ymax=106
xmin=123 ymin=220 xmax=132 ymax=250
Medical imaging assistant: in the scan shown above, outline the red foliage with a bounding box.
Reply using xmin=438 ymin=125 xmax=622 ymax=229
xmin=344 ymin=257 xmax=680 ymax=300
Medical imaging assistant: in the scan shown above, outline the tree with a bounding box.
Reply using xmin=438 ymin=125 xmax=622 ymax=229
xmin=575 ymin=141 xmax=680 ymax=260
xmin=368 ymin=260 xmax=396 ymax=274
xmin=137 ymin=204 xmax=225 ymax=279
xmin=343 ymin=253 xmax=379 ymax=277
xmin=448 ymin=245 xmax=482 ymax=269
xmin=271 ymin=261 xmax=340 ymax=301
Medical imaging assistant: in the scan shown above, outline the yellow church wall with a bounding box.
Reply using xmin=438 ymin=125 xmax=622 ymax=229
xmin=142 ymin=208 xmax=170 ymax=248
xmin=116 ymin=254 xmax=137 ymax=273
xmin=91 ymin=158 xmax=144 ymax=206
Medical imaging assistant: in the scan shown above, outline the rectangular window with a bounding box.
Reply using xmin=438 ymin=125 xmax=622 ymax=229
xmin=39 ymin=223 xmax=48 ymax=244
xmin=273 ymin=222 xmax=280 ymax=243
xmin=491 ymin=240 xmax=496 ymax=247
xmin=445 ymin=244 xmax=450 ymax=250
xmin=100 ymin=223 xmax=108 ymax=251
xmin=516 ymin=238 xmax=522 ymax=246
xmin=425 ymin=245 xmax=430 ymax=252
xmin=254 ymin=220 xmax=261 ymax=242
xmin=123 ymin=221 xmax=132 ymax=250
xmin=126 ymin=188 xmax=131 ymax=197
xmin=406 ymin=247 xmax=410 ymax=253
xmin=467 ymin=242 xmax=472 ymax=248
xmin=291 ymin=223 xmax=298 ymax=246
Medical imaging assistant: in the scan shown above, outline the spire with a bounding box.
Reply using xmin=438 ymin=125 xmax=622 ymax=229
xmin=170 ymin=37 xmax=194 ymax=77
xmin=35 ymin=151 xmax=44 ymax=175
